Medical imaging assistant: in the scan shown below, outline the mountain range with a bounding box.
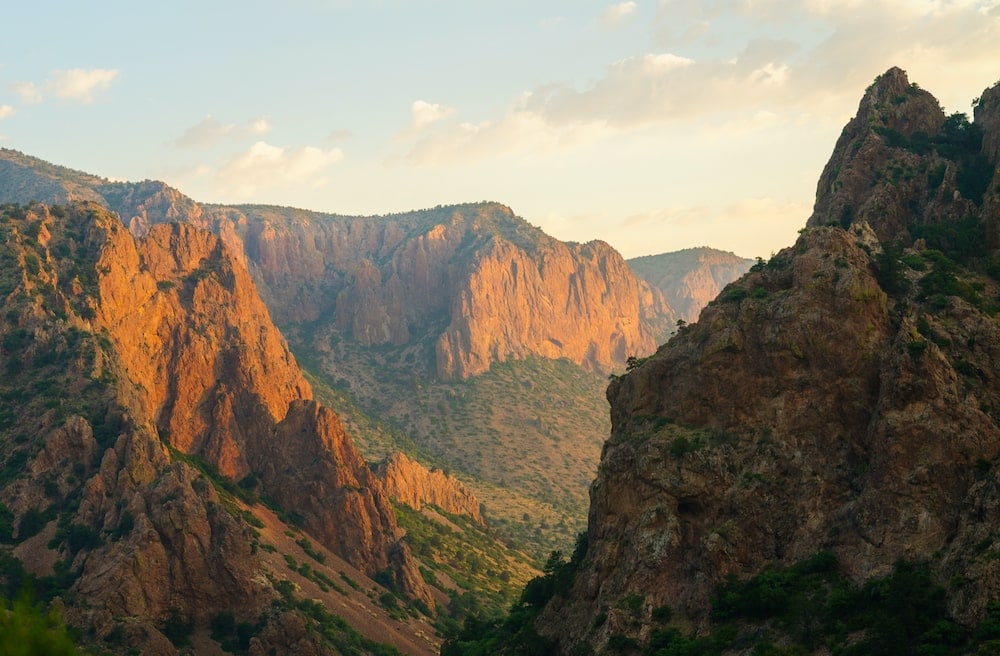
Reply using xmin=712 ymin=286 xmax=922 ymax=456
xmin=0 ymin=145 xmax=750 ymax=653
xmin=0 ymin=147 xmax=751 ymax=559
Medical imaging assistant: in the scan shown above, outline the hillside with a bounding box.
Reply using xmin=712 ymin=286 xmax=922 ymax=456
xmin=442 ymin=68 xmax=1000 ymax=655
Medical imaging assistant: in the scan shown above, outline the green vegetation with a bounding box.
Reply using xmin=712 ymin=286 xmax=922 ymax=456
xmin=873 ymin=220 xmax=996 ymax=315
xmin=160 ymin=607 xmax=193 ymax=647
xmin=210 ymin=611 xmax=265 ymax=655
xmin=295 ymin=537 xmax=326 ymax=564
xmin=873 ymin=112 xmax=993 ymax=206
xmin=393 ymin=503 xmax=537 ymax=630
xmin=440 ymin=532 xmax=587 ymax=656
xmin=300 ymin=351 xmax=607 ymax=560
xmin=445 ymin=550 xmax=1000 ymax=656
xmin=0 ymin=592 xmax=90 ymax=655
xmin=270 ymin=575 xmax=403 ymax=656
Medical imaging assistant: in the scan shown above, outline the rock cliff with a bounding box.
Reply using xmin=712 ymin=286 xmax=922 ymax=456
xmin=538 ymin=68 xmax=1000 ymax=654
xmin=0 ymin=155 xmax=674 ymax=380
xmin=376 ymin=452 xmax=483 ymax=523
xmin=197 ymin=202 xmax=672 ymax=379
xmin=0 ymin=201 xmax=432 ymax=653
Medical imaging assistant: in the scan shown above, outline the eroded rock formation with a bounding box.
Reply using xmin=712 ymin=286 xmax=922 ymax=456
xmin=376 ymin=452 xmax=483 ymax=523
xmin=539 ymin=68 xmax=1000 ymax=654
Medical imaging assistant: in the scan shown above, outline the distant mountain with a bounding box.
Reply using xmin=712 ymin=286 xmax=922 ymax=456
xmin=628 ymin=248 xmax=754 ymax=323
xmin=518 ymin=68 xmax=1000 ymax=655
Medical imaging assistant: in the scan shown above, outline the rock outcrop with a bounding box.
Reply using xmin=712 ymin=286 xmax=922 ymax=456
xmin=0 ymin=202 xmax=432 ymax=652
xmin=538 ymin=68 xmax=1000 ymax=654
xmin=376 ymin=452 xmax=483 ymax=523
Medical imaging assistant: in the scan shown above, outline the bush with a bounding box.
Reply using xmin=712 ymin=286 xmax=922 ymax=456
xmin=17 ymin=509 xmax=49 ymax=541
xmin=0 ymin=593 xmax=87 ymax=655
xmin=160 ymin=608 xmax=193 ymax=647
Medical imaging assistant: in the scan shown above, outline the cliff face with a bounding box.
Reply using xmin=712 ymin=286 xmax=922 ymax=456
xmin=197 ymin=203 xmax=672 ymax=379
xmin=376 ymin=452 xmax=483 ymax=523
xmin=0 ymin=202 xmax=432 ymax=652
xmin=0 ymin=155 xmax=674 ymax=381
xmin=628 ymin=248 xmax=754 ymax=323
xmin=435 ymin=234 xmax=670 ymax=378
xmin=539 ymin=68 xmax=1000 ymax=653
xmin=89 ymin=213 xmax=417 ymax=582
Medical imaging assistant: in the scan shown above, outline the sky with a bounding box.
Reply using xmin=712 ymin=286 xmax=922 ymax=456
xmin=1 ymin=1 xmax=1000 ymax=259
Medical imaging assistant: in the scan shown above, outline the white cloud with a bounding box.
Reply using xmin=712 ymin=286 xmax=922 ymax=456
xmin=11 ymin=69 xmax=119 ymax=104
xmin=0 ymin=105 xmax=13 ymax=120
xmin=600 ymin=1 xmax=638 ymax=27
xmin=749 ymin=62 xmax=790 ymax=86
xmin=401 ymin=102 xmax=617 ymax=166
xmin=176 ymin=115 xmax=235 ymax=148
xmin=247 ymin=117 xmax=271 ymax=135
xmin=400 ymin=0 xmax=1000 ymax=168
xmin=411 ymin=100 xmax=455 ymax=131
xmin=11 ymin=81 xmax=41 ymax=104
xmin=174 ymin=114 xmax=273 ymax=148
xmin=216 ymin=141 xmax=343 ymax=198
xmin=47 ymin=68 xmax=119 ymax=103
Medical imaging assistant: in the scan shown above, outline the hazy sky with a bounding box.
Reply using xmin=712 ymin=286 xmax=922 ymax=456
xmin=2 ymin=1 xmax=999 ymax=258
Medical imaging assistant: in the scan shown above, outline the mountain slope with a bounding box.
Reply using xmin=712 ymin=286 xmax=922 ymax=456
xmin=0 ymin=201 xmax=443 ymax=654
xmin=530 ymin=68 xmax=1000 ymax=655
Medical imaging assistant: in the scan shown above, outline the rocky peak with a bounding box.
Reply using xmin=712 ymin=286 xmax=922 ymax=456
xmin=536 ymin=71 xmax=1000 ymax=655
xmin=0 ymin=153 xmax=677 ymax=381
xmin=375 ymin=452 xmax=483 ymax=523
xmin=807 ymin=67 xmax=953 ymax=243
xmin=975 ymin=79 xmax=1000 ymax=165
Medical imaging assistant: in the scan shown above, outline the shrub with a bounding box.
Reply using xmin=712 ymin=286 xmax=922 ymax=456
xmin=161 ymin=608 xmax=193 ymax=647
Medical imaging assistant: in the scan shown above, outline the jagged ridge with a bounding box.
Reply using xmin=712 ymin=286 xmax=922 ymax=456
xmin=535 ymin=68 xmax=1000 ymax=654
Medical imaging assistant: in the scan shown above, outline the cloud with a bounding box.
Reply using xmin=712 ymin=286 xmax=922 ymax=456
xmin=247 ymin=117 xmax=271 ymax=135
xmin=401 ymin=101 xmax=617 ymax=166
xmin=0 ymin=105 xmax=13 ymax=120
xmin=11 ymin=68 xmax=118 ymax=104
xmin=11 ymin=82 xmax=41 ymax=104
xmin=411 ymin=100 xmax=455 ymax=129
xmin=174 ymin=114 xmax=273 ymax=149
xmin=600 ymin=1 xmax=638 ymax=27
xmin=396 ymin=100 xmax=456 ymax=139
xmin=400 ymin=0 xmax=1000 ymax=167
xmin=216 ymin=141 xmax=343 ymax=198
xmin=47 ymin=68 xmax=119 ymax=103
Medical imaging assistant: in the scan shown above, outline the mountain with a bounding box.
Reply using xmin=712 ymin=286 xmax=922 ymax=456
xmin=628 ymin=248 xmax=755 ymax=323
xmin=0 ymin=154 xmax=673 ymax=381
xmin=0 ymin=151 xmax=684 ymax=559
xmin=0 ymin=201 xmax=469 ymax=654
xmin=442 ymin=68 xmax=1000 ymax=654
